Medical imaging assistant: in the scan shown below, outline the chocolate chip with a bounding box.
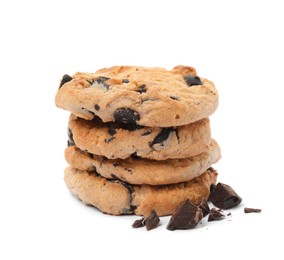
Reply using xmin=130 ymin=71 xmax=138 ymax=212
xmin=88 ymin=153 xmax=94 ymax=159
xmin=104 ymin=136 xmax=116 ymax=143
xmin=167 ymin=199 xmax=203 ymax=231
xmin=108 ymin=128 xmax=117 ymax=136
xmin=145 ymin=210 xmax=160 ymax=231
xmin=184 ymin=75 xmax=202 ymax=86
xmin=137 ymin=84 xmax=147 ymax=93
xmin=198 ymin=198 xmax=210 ymax=217
xmin=113 ymin=108 xmax=140 ymax=125
xmin=113 ymin=163 xmax=119 ymax=167
xmin=122 ymin=79 xmax=129 ymax=83
xmin=132 ymin=218 xmax=145 ymax=228
xmin=67 ymin=128 xmax=75 ymax=146
xmin=90 ymin=76 xmax=110 ymax=90
xmin=118 ymin=123 xmax=144 ymax=131
xmin=227 ymin=212 xmax=232 ymax=216
xmin=94 ymin=104 xmax=100 ymax=111
xmin=131 ymin=153 xmax=141 ymax=160
xmin=141 ymin=130 xmax=152 ymax=136
xmin=208 ymin=208 xmax=226 ymax=222
xmin=244 ymin=207 xmax=261 ymax=213
xmin=150 ymin=128 xmax=173 ymax=147
xmin=208 ymin=183 xmax=242 ymax=209
xmin=59 ymin=74 xmax=73 ymax=89
xmin=169 ymin=96 xmax=179 ymax=101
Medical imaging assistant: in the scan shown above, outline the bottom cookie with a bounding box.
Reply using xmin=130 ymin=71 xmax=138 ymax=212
xmin=64 ymin=166 xmax=217 ymax=216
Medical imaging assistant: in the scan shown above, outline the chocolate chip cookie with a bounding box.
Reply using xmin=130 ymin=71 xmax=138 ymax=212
xmin=68 ymin=114 xmax=211 ymax=160
xmin=64 ymin=166 xmax=218 ymax=216
xmin=56 ymin=65 xmax=218 ymax=127
xmin=65 ymin=139 xmax=221 ymax=185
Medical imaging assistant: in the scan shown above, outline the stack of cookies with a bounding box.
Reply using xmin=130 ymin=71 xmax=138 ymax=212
xmin=55 ymin=65 xmax=221 ymax=216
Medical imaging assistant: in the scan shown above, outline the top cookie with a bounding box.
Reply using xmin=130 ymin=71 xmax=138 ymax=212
xmin=55 ymin=66 xmax=218 ymax=127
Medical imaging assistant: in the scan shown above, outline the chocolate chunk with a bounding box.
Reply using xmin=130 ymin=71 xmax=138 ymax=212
xmin=108 ymin=128 xmax=117 ymax=136
xmin=198 ymin=198 xmax=210 ymax=217
xmin=145 ymin=210 xmax=160 ymax=231
xmin=167 ymin=199 xmax=203 ymax=231
xmin=122 ymin=79 xmax=129 ymax=83
xmin=132 ymin=218 xmax=145 ymax=228
xmin=141 ymin=130 xmax=152 ymax=136
xmin=244 ymin=207 xmax=261 ymax=213
xmin=59 ymin=74 xmax=73 ymax=89
xmin=131 ymin=153 xmax=141 ymax=160
xmin=184 ymin=75 xmax=202 ymax=86
xmin=150 ymin=128 xmax=173 ymax=147
xmin=209 ymin=182 xmax=242 ymax=209
xmin=94 ymin=104 xmax=100 ymax=111
xmin=104 ymin=136 xmax=116 ymax=143
xmin=208 ymin=208 xmax=225 ymax=222
xmin=113 ymin=108 xmax=140 ymax=125
xmin=67 ymin=128 xmax=75 ymax=146
xmin=137 ymin=84 xmax=147 ymax=93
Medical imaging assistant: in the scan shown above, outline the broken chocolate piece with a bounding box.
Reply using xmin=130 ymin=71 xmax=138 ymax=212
xmin=113 ymin=108 xmax=140 ymax=125
xmin=208 ymin=208 xmax=225 ymax=222
xmin=198 ymin=198 xmax=210 ymax=217
xmin=118 ymin=122 xmax=144 ymax=131
xmin=141 ymin=130 xmax=152 ymax=136
xmin=59 ymin=74 xmax=73 ymax=89
xmin=184 ymin=75 xmax=202 ymax=86
xmin=145 ymin=210 xmax=160 ymax=231
xmin=209 ymin=182 xmax=242 ymax=209
xmin=167 ymin=199 xmax=203 ymax=231
xmin=132 ymin=218 xmax=145 ymax=228
xmin=150 ymin=128 xmax=173 ymax=147
xmin=244 ymin=207 xmax=261 ymax=213
xmin=104 ymin=136 xmax=116 ymax=143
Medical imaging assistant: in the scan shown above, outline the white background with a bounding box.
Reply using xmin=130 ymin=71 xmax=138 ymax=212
xmin=0 ymin=0 xmax=283 ymax=259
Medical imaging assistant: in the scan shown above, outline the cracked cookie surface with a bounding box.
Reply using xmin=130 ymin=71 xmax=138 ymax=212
xmin=56 ymin=65 xmax=218 ymax=127
xmin=68 ymin=114 xmax=211 ymax=160
xmin=64 ymin=167 xmax=218 ymax=216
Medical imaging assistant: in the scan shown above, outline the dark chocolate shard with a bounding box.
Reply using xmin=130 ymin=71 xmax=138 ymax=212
xmin=67 ymin=127 xmax=75 ymax=146
xmin=184 ymin=75 xmax=202 ymax=86
xmin=167 ymin=199 xmax=203 ymax=231
xmin=113 ymin=108 xmax=140 ymax=125
xmin=59 ymin=74 xmax=73 ymax=89
xmin=208 ymin=208 xmax=225 ymax=222
xmin=244 ymin=207 xmax=261 ymax=213
xmin=150 ymin=128 xmax=173 ymax=147
xmin=122 ymin=79 xmax=130 ymax=83
xmin=208 ymin=182 xmax=242 ymax=209
xmin=145 ymin=210 xmax=160 ymax=231
xmin=198 ymin=198 xmax=210 ymax=217
xmin=131 ymin=153 xmax=141 ymax=160
xmin=132 ymin=218 xmax=145 ymax=228
xmin=94 ymin=104 xmax=100 ymax=111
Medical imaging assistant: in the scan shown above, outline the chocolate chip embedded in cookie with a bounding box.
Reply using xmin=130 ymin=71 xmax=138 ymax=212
xmin=68 ymin=114 xmax=212 ymax=160
xmin=55 ymin=65 xmax=218 ymax=127
xmin=64 ymin=167 xmax=218 ymax=216
xmin=65 ymin=139 xmax=221 ymax=185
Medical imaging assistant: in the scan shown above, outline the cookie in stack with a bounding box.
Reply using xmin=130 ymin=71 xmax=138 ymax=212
xmin=55 ymin=65 xmax=220 ymax=216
